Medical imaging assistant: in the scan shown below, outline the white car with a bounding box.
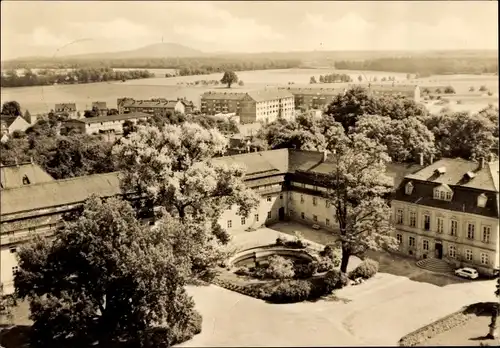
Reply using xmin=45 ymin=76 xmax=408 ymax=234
xmin=454 ymin=267 xmax=479 ymax=279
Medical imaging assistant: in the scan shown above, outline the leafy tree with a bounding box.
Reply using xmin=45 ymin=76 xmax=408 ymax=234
xmin=323 ymin=134 xmax=396 ymax=272
xmin=1 ymin=101 xmax=22 ymax=116
xmin=381 ymin=77 xmax=387 ymax=82
xmin=319 ymin=75 xmax=324 ymax=83
xmin=220 ymin=71 xmax=238 ymax=88
xmin=469 ymin=86 xmax=475 ymax=92
xmin=15 ymin=196 xmax=202 ymax=347
xmin=0 ymin=284 xmax=17 ymax=324
xmin=424 ymin=109 xmax=498 ymax=160
xmin=238 ymin=80 xmax=244 ymax=86
xmin=108 ymin=108 xmax=119 ymax=115
xmin=444 ymin=86 xmax=456 ymax=94
xmin=84 ymin=109 xmax=98 ymax=118
xmin=479 ymin=85 xmax=488 ymax=92
xmin=353 ymin=115 xmax=436 ymax=163
xmin=358 ymin=75 xmax=363 ymax=82
xmin=122 ymin=120 xmax=137 ymax=137
xmin=310 ymin=76 xmax=317 ymax=84
xmin=112 ymin=123 xmax=260 ymax=278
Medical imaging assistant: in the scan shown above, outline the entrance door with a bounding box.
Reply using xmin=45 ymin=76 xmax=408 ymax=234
xmin=435 ymin=243 xmax=443 ymax=259
xmin=278 ymin=207 xmax=285 ymax=221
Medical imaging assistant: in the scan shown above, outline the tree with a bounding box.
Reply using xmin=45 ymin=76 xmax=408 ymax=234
xmin=0 ymin=284 xmax=17 ymax=324
xmin=108 ymin=108 xmax=119 ymax=115
xmin=1 ymin=101 xmax=22 ymax=116
xmin=319 ymin=75 xmax=325 ymax=83
xmin=112 ymin=123 xmax=260 ymax=278
xmin=84 ymin=109 xmax=98 ymax=118
xmin=310 ymin=76 xmax=317 ymax=84
xmin=220 ymin=71 xmax=238 ymax=88
xmin=444 ymin=86 xmax=456 ymax=94
xmin=424 ymin=109 xmax=498 ymax=161
xmin=353 ymin=115 xmax=436 ymax=163
xmin=358 ymin=75 xmax=363 ymax=82
xmin=238 ymin=80 xmax=244 ymax=86
xmin=15 ymin=196 xmax=202 ymax=347
xmin=479 ymin=85 xmax=488 ymax=92
xmin=469 ymin=86 xmax=475 ymax=92
xmin=122 ymin=120 xmax=137 ymax=137
xmin=24 ymin=109 xmax=32 ymax=123
xmin=323 ymin=134 xmax=396 ymax=273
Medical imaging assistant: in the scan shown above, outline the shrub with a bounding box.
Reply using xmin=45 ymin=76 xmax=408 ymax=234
xmin=235 ymin=266 xmax=251 ymax=276
xmin=293 ymin=261 xmax=318 ymax=279
xmin=320 ymin=245 xmax=341 ymax=266
xmin=308 ymin=277 xmax=329 ymax=300
xmin=348 ymin=259 xmax=379 ymax=280
xmin=276 ymin=236 xmax=286 ymax=246
xmin=265 ymin=255 xmax=295 ymax=279
xmin=324 ymin=270 xmax=349 ymax=292
xmin=260 ymin=280 xmax=312 ymax=303
xmin=317 ymin=258 xmax=336 ymax=273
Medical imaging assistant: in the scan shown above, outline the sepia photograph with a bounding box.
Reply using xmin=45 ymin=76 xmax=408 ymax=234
xmin=0 ymin=1 xmax=499 ymax=347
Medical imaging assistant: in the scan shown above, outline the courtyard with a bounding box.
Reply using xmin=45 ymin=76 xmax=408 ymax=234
xmin=180 ymin=222 xmax=497 ymax=347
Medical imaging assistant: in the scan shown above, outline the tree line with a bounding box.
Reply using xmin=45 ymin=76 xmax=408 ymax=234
xmin=334 ymin=57 xmax=499 ymax=76
xmin=1 ymin=67 xmax=154 ymax=88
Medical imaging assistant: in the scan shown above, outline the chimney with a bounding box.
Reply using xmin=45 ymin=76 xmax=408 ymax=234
xmin=419 ymin=153 xmax=424 ymax=166
xmin=479 ymin=157 xmax=485 ymax=169
xmin=30 ymin=156 xmax=34 ymax=164
xmin=430 ymin=154 xmax=434 ymax=164
xmin=322 ymin=150 xmax=328 ymax=162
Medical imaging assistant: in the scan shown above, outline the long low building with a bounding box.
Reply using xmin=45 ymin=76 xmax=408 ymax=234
xmin=62 ymin=112 xmax=151 ymax=134
xmin=1 ymin=149 xmax=498 ymax=293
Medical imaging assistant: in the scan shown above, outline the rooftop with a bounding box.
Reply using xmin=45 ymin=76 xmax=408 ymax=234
xmin=121 ymin=99 xmax=182 ymax=108
xmin=55 ymin=103 xmax=77 ymax=109
xmin=246 ymin=89 xmax=294 ymax=102
xmin=1 ymin=162 xmax=55 ymax=189
xmin=278 ymin=87 xmax=345 ymax=96
xmin=201 ymin=91 xmax=247 ymax=101
xmin=0 ymin=115 xmax=24 ymax=128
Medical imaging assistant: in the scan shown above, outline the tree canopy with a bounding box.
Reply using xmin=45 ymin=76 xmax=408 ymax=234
xmin=220 ymin=71 xmax=238 ymax=88
xmin=15 ymin=196 xmax=202 ymax=347
xmin=1 ymin=101 xmax=22 ymax=116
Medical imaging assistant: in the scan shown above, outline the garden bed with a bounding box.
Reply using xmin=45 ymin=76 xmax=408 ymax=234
xmin=399 ymin=302 xmax=500 ymax=347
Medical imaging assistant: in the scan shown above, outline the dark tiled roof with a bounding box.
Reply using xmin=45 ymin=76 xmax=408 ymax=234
xmin=405 ymin=158 xmax=498 ymax=192
xmin=278 ymin=87 xmax=345 ymax=96
xmin=394 ymin=179 xmax=499 ymax=218
xmin=1 ymin=163 xmax=55 ymax=189
xmin=201 ymin=91 xmax=247 ymax=101
xmin=92 ymin=102 xmax=107 ymax=109
xmin=0 ymin=115 xmax=19 ymax=127
xmin=67 ymin=112 xmax=151 ymax=124
xmin=122 ymin=99 xmax=181 ymax=109
xmin=1 ymin=172 xmax=121 ymax=216
xmin=212 ymin=149 xmax=289 ymax=176
xmin=55 ymin=103 xmax=77 ymax=110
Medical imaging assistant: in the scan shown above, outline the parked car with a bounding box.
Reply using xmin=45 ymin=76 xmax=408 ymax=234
xmin=454 ymin=267 xmax=479 ymax=279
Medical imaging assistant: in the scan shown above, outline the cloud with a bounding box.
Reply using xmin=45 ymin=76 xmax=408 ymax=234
xmin=69 ymin=18 xmax=159 ymax=41
xmin=29 ymin=27 xmax=70 ymax=47
xmin=297 ymin=13 xmax=498 ymax=51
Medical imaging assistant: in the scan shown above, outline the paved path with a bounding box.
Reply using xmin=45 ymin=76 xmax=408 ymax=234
xmin=179 ymin=226 xmax=498 ymax=347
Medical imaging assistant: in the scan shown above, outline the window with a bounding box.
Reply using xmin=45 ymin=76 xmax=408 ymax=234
xmin=396 ymin=234 xmax=403 ymax=244
xmin=439 ymin=191 xmax=445 ymax=200
xmin=481 ymin=253 xmax=489 ymax=265
xmin=267 ymin=196 xmax=272 ymax=202
xmin=465 ymin=249 xmax=473 ymax=261
xmin=396 ymin=209 xmax=404 ymax=224
xmin=437 ymin=217 xmax=444 ymax=233
xmin=301 ymin=212 xmax=305 ymax=219
xmin=312 ymin=197 xmax=317 ymax=206
xmin=445 ymin=192 xmax=452 ymax=200
xmin=409 ymin=212 xmax=417 ymax=227
xmin=267 ymin=211 xmax=272 ymax=219
xmin=423 ymin=240 xmax=429 ymax=251
xmin=280 ymin=194 xmax=283 ymax=200
xmin=241 ymin=217 xmax=246 ymax=225
xmin=448 ymin=245 xmax=456 ymax=258
xmin=9 ymin=246 xmax=17 ymax=253
xmin=300 ymin=195 xmax=304 ymax=203
xmin=477 ymin=193 xmax=487 ymax=208
xmin=22 ymin=175 xmax=30 ymax=185
xmin=28 ymin=227 xmax=36 ymax=233
xmin=405 ymin=181 xmax=414 ymax=195
xmin=409 ymin=236 xmax=415 ymax=247
xmin=12 ymin=266 xmax=19 ymax=275
xmin=326 ymin=218 xmax=330 ymax=226
xmin=434 ymin=190 xmax=440 ymax=199
xmin=326 ymin=200 xmax=330 ymax=208
xmin=423 ymin=214 xmax=430 ymax=231
xmin=313 ymin=215 xmax=318 ymax=222
xmin=254 ymin=214 xmax=259 ymax=222
xmin=467 ymin=223 xmax=475 ymax=239
xmin=227 ymin=220 xmax=232 ymax=228
xmin=289 ymin=210 xmax=294 ymax=217
xmin=450 ymin=220 xmax=458 ymax=236
xmin=480 ymin=226 xmax=491 ymax=243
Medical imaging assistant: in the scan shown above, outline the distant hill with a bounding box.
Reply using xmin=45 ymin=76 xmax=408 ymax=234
xmin=60 ymin=43 xmax=205 ymax=60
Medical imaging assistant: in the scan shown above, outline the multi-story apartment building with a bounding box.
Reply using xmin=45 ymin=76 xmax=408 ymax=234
xmin=362 ymin=84 xmax=421 ymax=102
xmin=117 ymin=98 xmax=188 ymax=115
xmin=200 ymin=89 xmax=295 ymax=124
xmin=277 ymin=87 xmax=346 ymax=111
xmin=54 ymin=103 xmax=77 ymax=118
xmin=1 ymin=148 xmax=423 ymax=294
xmin=391 ymin=157 xmax=499 ymax=276
xmin=62 ymin=112 xmax=150 ymax=135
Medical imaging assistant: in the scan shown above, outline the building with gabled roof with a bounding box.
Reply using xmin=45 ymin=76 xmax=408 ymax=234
xmin=392 ymin=157 xmax=499 ymax=276
xmin=201 ymin=89 xmax=294 ymax=124
xmin=0 ymin=115 xmax=31 ymax=139
xmin=63 ymin=112 xmax=151 ymax=135
xmin=117 ymin=98 xmax=188 ymax=115
xmin=54 ymin=103 xmax=77 ymax=118
xmin=1 ymin=161 xmax=55 ymax=190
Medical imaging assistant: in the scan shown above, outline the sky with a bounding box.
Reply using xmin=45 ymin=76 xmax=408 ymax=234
xmin=1 ymin=1 xmax=498 ymax=60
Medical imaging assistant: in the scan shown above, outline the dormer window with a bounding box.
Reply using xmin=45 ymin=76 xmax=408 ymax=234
xmin=477 ymin=193 xmax=488 ymax=208
xmin=435 ymin=167 xmax=447 ymax=175
xmin=405 ymin=181 xmax=414 ymax=195
xmin=22 ymin=175 xmax=30 ymax=185
xmin=433 ymin=184 xmax=453 ymax=201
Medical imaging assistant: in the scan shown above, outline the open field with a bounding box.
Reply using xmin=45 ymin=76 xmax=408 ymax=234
xmin=1 ymin=68 xmax=498 ymax=115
